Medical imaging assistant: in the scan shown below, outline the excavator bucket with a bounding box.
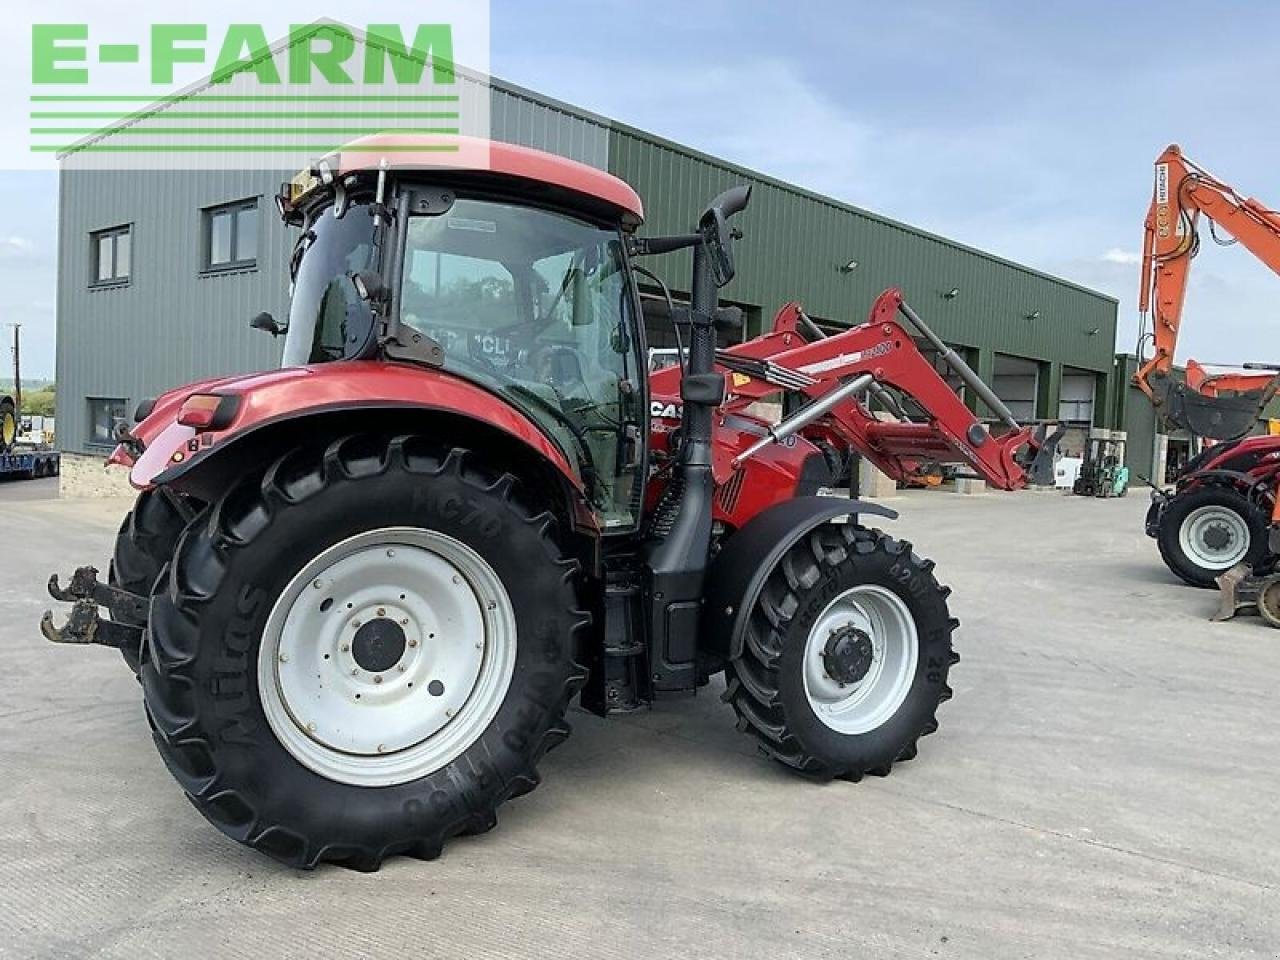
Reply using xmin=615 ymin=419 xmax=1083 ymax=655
xmin=1212 ymin=563 xmax=1280 ymax=627
xmin=1149 ymin=373 xmax=1280 ymax=441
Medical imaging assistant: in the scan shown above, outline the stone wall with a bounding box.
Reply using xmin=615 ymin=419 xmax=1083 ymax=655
xmin=58 ymin=452 xmax=136 ymax=499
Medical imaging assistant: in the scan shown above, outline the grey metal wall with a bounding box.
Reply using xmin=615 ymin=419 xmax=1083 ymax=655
xmin=56 ymin=167 xmax=288 ymax=452
xmin=490 ymin=80 xmax=610 ymax=169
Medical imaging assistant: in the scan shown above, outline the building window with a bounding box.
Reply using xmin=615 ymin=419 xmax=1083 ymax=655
xmin=87 ymin=397 xmax=128 ymax=447
xmin=203 ymin=199 xmax=258 ymax=272
xmin=91 ymin=226 xmax=131 ymax=286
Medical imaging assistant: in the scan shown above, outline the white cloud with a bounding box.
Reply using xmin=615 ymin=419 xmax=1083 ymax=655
xmin=0 ymin=236 xmax=33 ymax=257
xmin=1102 ymin=248 xmax=1141 ymax=265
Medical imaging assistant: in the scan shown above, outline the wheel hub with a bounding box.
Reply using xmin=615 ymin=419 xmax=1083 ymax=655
xmin=802 ymin=584 xmax=919 ymax=735
xmin=258 ymin=527 xmax=517 ymax=787
xmin=1180 ymin=504 xmax=1251 ymax=570
xmin=1202 ymin=523 xmax=1231 ymax=552
xmin=351 ymin=617 xmax=407 ymax=673
xmin=822 ymin=626 xmax=875 ymax=686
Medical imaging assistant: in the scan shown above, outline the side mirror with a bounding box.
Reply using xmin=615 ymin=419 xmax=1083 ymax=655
xmin=699 ymin=185 xmax=752 ymax=288
xmin=249 ymin=311 xmax=286 ymax=337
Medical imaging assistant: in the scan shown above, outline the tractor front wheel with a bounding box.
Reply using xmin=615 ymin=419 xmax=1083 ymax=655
xmin=141 ymin=435 xmax=588 ymax=870
xmin=1157 ymin=485 xmax=1269 ymax=588
xmin=723 ymin=523 xmax=957 ymax=781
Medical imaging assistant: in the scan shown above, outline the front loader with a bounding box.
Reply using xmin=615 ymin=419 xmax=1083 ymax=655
xmin=43 ymin=136 xmax=1035 ymax=869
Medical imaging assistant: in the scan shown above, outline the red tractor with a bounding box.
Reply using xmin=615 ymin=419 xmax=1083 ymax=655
xmin=1146 ymin=436 xmax=1280 ymax=587
xmin=44 ymin=137 xmax=1034 ymax=869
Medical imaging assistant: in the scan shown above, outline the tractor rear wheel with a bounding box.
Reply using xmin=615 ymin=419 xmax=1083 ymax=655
xmin=1157 ymin=485 xmax=1269 ymax=588
xmin=723 ymin=523 xmax=957 ymax=781
xmin=0 ymin=397 xmax=15 ymax=453
xmin=141 ymin=435 xmax=588 ymax=870
xmin=109 ymin=489 xmax=192 ymax=673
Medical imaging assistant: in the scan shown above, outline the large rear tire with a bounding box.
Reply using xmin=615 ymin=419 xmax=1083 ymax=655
xmin=142 ymin=435 xmax=589 ymax=870
xmin=1156 ymin=485 xmax=1269 ymax=588
xmin=109 ymin=489 xmax=192 ymax=674
xmin=0 ymin=397 xmax=15 ymax=454
xmin=723 ymin=523 xmax=957 ymax=781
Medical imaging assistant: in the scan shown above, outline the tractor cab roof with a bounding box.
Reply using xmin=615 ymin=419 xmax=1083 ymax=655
xmin=284 ymin=135 xmax=644 ymax=228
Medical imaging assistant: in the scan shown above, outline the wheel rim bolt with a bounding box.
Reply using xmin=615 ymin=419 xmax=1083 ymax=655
xmin=398 ymin=664 xmax=406 ymax=672
xmin=409 ymin=639 xmax=418 ymax=648
xmin=351 ymin=619 xmax=360 ymax=628
xmin=341 ymin=644 xmax=349 ymax=652
xmin=400 ymin=618 xmax=409 ymax=625
xmin=387 ymin=549 xmax=396 ymax=557
xmin=279 ymin=653 xmax=288 ymax=663
xmin=374 ymin=675 xmax=383 ymax=684
xmin=312 ymin=579 xmax=323 ymax=590
xmin=377 ymin=607 xmax=386 ymax=616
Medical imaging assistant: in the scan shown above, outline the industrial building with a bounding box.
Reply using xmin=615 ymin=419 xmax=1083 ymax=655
xmin=55 ymin=73 xmax=1121 ymax=471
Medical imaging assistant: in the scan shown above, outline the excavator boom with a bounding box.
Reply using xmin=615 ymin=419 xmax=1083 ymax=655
xmin=1135 ymin=144 xmax=1280 ymax=439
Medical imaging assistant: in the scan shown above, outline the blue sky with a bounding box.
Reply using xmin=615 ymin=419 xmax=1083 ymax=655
xmin=8 ymin=0 xmax=1280 ymax=377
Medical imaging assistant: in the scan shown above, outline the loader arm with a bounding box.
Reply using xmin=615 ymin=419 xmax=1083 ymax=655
xmin=1135 ymin=144 xmax=1280 ymax=438
xmin=650 ymin=288 xmax=1033 ymax=490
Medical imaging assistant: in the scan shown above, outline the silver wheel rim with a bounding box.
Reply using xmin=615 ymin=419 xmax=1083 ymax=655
xmin=802 ymin=584 xmax=918 ymax=735
xmin=258 ymin=526 xmax=516 ymax=787
xmin=1179 ymin=505 xmax=1250 ymax=570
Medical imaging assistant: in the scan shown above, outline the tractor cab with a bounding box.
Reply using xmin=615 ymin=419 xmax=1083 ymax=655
xmin=272 ymin=137 xmax=651 ymax=530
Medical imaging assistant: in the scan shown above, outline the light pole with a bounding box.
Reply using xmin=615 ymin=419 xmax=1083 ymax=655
xmin=9 ymin=322 xmax=20 ymax=417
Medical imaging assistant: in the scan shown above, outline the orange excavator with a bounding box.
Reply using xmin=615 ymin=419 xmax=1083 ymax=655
xmin=1136 ymin=144 xmax=1280 ymax=440
xmin=1139 ymin=145 xmax=1280 ymax=610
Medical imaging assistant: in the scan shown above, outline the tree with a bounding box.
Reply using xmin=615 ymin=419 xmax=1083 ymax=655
xmin=24 ymin=388 xmax=55 ymax=418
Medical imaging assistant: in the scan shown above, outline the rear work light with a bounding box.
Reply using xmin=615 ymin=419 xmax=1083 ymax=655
xmin=177 ymin=393 xmax=240 ymax=431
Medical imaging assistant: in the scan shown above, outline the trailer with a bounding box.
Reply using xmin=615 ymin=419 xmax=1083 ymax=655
xmin=0 ymin=447 xmax=59 ymax=480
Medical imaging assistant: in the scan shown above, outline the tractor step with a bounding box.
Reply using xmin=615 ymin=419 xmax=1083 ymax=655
xmin=41 ymin=566 xmax=145 ymax=653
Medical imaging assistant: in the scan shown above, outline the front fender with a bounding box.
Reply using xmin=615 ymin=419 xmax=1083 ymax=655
xmin=700 ymin=496 xmax=898 ymax=659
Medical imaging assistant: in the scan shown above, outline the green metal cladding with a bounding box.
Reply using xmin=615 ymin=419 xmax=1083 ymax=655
xmin=606 ymin=122 xmax=1117 ymax=375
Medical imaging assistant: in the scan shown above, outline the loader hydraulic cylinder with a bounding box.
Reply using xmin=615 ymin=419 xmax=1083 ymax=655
xmin=897 ymin=301 xmax=1021 ymax=431
xmin=733 ymin=373 xmax=876 ymax=468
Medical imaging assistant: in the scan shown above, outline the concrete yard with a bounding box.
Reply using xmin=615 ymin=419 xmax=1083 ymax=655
xmin=2 ymin=486 xmax=1277 ymax=959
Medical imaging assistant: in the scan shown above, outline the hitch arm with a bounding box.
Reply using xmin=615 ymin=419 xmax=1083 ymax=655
xmin=41 ymin=565 xmax=145 ymax=652
xmin=47 ymin=566 xmax=148 ymax=622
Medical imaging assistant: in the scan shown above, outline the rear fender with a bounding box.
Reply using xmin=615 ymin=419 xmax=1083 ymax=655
xmin=123 ymin=362 xmax=580 ymax=490
xmin=159 ymin=404 xmax=598 ymax=540
xmin=700 ymin=496 xmax=898 ymax=659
